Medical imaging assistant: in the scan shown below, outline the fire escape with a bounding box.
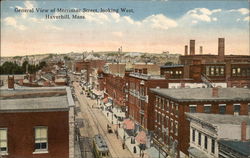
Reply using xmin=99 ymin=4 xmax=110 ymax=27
xmin=201 ymin=73 xmax=214 ymax=88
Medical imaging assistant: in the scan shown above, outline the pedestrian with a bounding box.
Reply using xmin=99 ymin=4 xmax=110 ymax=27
xmin=133 ymin=146 xmax=137 ymax=153
xmin=122 ymin=142 xmax=125 ymax=149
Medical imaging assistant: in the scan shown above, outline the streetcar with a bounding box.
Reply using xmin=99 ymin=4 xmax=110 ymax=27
xmin=93 ymin=134 xmax=110 ymax=158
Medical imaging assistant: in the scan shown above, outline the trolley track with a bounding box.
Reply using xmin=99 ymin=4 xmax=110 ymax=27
xmin=75 ymin=84 xmax=119 ymax=158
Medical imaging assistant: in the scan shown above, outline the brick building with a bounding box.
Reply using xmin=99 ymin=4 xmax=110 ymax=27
xmin=0 ymin=85 xmax=75 ymax=158
xmin=126 ymin=69 xmax=170 ymax=132
xmin=161 ymin=38 xmax=250 ymax=87
xmin=74 ymin=60 xmax=106 ymax=82
xmin=150 ymin=87 xmax=250 ymax=157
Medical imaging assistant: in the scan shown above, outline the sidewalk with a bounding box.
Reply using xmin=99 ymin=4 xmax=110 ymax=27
xmin=100 ymin=104 xmax=151 ymax=158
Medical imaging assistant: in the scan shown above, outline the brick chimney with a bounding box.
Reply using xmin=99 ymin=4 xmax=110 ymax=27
xmin=218 ymin=38 xmax=225 ymax=58
xmin=241 ymin=121 xmax=247 ymax=141
xmin=212 ymin=87 xmax=218 ymax=97
xmin=8 ymin=75 xmax=15 ymax=89
xmin=190 ymin=40 xmax=195 ymax=55
xmin=200 ymin=46 xmax=203 ymax=54
xmin=185 ymin=45 xmax=188 ymax=56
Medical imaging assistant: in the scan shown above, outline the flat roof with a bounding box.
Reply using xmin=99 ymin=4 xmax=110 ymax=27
xmin=0 ymin=87 xmax=74 ymax=112
xmin=218 ymin=140 xmax=250 ymax=156
xmin=186 ymin=113 xmax=250 ymax=125
xmin=150 ymin=88 xmax=250 ymax=102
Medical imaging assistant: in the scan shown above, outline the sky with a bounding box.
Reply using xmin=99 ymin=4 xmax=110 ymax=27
xmin=1 ymin=0 xmax=249 ymax=57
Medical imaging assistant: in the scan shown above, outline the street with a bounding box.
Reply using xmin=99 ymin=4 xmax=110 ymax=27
xmin=73 ymin=82 xmax=135 ymax=158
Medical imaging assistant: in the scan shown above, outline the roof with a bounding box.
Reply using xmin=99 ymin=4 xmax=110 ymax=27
xmin=160 ymin=64 xmax=184 ymax=68
xmin=93 ymin=134 xmax=109 ymax=152
xmin=150 ymin=88 xmax=250 ymax=102
xmin=188 ymin=147 xmax=209 ymax=158
xmin=218 ymin=140 xmax=250 ymax=156
xmin=0 ymin=87 xmax=74 ymax=112
xmin=186 ymin=113 xmax=250 ymax=125
xmin=0 ymin=96 xmax=68 ymax=112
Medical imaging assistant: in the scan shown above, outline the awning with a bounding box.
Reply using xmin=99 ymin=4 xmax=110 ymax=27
xmin=105 ymin=102 xmax=112 ymax=107
xmin=135 ymin=131 xmax=147 ymax=144
xmin=115 ymin=112 xmax=126 ymax=118
xmin=123 ymin=119 xmax=135 ymax=130
xmin=103 ymin=98 xmax=108 ymax=103
xmin=92 ymin=89 xmax=103 ymax=96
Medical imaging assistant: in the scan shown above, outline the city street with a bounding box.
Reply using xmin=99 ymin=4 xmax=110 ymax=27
xmin=73 ymin=82 xmax=135 ymax=158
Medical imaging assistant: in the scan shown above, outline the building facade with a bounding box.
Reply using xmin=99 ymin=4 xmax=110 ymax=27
xmin=0 ymin=86 xmax=74 ymax=158
xmin=150 ymin=87 xmax=250 ymax=157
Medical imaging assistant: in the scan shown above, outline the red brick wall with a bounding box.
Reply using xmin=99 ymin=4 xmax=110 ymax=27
xmin=0 ymin=111 xmax=69 ymax=158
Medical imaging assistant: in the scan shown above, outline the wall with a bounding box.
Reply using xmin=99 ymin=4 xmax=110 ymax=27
xmin=0 ymin=111 xmax=69 ymax=158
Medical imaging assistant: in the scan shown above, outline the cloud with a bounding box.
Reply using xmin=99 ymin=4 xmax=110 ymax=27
xmin=185 ymin=8 xmax=221 ymax=23
xmin=4 ymin=17 xmax=26 ymax=30
xmin=24 ymin=1 xmax=35 ymax=9
xmin=142 ymin=14 xmax=177 ymax=30
xmin=243 ymin=16 xmax=249 ymax=22
xmin=229 ymin=8 xmax=249 ymax=15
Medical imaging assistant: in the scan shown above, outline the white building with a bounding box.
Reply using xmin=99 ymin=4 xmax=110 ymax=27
xmin=186 ymin=113 xmax=250 ymax=158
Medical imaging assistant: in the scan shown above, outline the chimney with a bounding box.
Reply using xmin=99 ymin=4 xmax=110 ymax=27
xmin=8 ymin=75 xmax=15 ymax=89
xmin=185 ymin=45 xmax=188 ymax=56
xmin=241 ymin=121 xmax=247 ymax=141
xmin=212 ymin=87 xmax=218 ymax=97
xmin=200 ymin=46 xmax=203 ymax=54
xmin=190 ymin=40 xmax=195 ymax=55
xmin=218 ymin=38 xmax=225 ymax=58
xmin=142 ymin=68 xmax=148 ymax=74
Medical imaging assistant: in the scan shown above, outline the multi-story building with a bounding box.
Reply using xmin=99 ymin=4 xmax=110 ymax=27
xmin=186 ymin=113 xmax=250 ymax=158
xmin=161 ymin=38 xmax=250 ymax=88
xmin=0 ymin=81 xmax=75 ymax=158
xmin=150 ymin=87 xmax=250 ymax=157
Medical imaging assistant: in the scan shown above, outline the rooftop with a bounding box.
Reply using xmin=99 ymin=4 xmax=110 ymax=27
xmin=218 ymin=140 xmax=250 ymax=156
xmin=0 ymin=87 xmax=74 ymax=112
xmin=160 ymin=64 xmax=184 ymax=68
xmin=150 ymin=88 xmax=250 ymax=102
xmin=186 ymin=113 xmax=250 ymax=125
xmin=129 ymin=72 xmax=165 ymax=80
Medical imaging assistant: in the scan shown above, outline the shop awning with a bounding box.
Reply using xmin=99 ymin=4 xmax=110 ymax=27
xmin=123 ymin=119 xmax=135 ymax=130
xmin=103 ymin=98 xmax=108 ymax=103
xmin=105 ymin=102 xmax=112 ymax=107
xmin=135 ymin=131 xmax=147 ymax=144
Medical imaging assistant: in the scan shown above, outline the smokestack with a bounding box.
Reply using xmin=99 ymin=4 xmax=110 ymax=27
xmin=190 ymin=40 xmax=195 ymax=55
xmin=241 ymin=121 xmax=247 ymax=141
xmin=200 ymin=46 xmax=203 ymax=54
xmin=218 ymin=38 xmax=225 ymax=58
xmin=212 ymin=87 xmax=218 ymax=97
xmin=185 ymin=45 xmax=188 ymax=56
xmin=8 ymin=75 xmax=15 ymax=89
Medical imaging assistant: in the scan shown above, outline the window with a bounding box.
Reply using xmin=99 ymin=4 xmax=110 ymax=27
xmin=220 ymin=67 xmax=224 ymax=75
xmin=198 ymin=133 xmax=201 ymax=145
xmin=0 ymin=129 xmax=7 ymax=152
xmin=234 ymin=104 xmax=240 ymax=115
xmin=204 ymin=136 xmax=208 ymax=149
xmin=189 ymin=105 xmax=197 ymax=113
xmin=192 ymin=129 xmax=195 ymax=142
xmin=35 ymin=127 xmax=48 ymax=151
xmin=219 ymin=104 xmax=226 ymax=114
xmin=204 ymin=104 xmax=211 ymax=113
xmin=211 ymin=139 xmax=215 ymax=154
